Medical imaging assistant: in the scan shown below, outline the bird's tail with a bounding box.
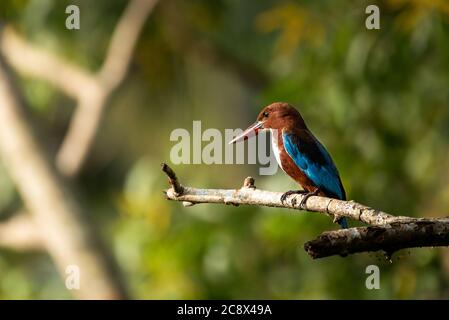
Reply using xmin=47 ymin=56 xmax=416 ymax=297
xmin=339 ymin=217 xmax=348 ymax=229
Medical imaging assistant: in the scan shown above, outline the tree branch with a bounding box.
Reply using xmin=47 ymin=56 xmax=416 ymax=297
xmin=0 ymin=0 xmax=159 ymax=177
xmin=0 ymin=213 xmax=43 ymax=251
xmin=0 ymin=26 xmax=95 ymax=99
xmin=57 ymin=0 xmax=159 ymax=177
xmin=304 ymin=222 xmax=449 ymax=259
xmin=161 ymin=163 xmax=449 ymax=259
xmin=56 ymin=0 xmax=158 ymax=176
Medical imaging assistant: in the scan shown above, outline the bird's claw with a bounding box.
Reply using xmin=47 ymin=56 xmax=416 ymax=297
xmin=297 ymin=190 xmax=319 ymax=209
xmin=299 ymin=197 xmax=308 ymax=210
xmin=280 ymin=190 xmax=307 ymax=205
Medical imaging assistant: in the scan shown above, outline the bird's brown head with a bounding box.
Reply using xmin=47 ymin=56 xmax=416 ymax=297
xmin=256 ymin=102 xmax=306 ymax=130
xmin=229 ymin=102 xmax=307 ymax=144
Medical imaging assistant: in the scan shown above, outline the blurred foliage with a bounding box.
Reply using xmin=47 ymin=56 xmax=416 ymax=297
xmin=1 ymin=0 xmax=449 ymax=299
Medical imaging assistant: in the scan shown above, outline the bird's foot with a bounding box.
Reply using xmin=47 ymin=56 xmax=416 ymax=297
xmin=280 ymin=190 xmax=308 ymax=205
xmin=298 ymin=189 xmax=319 ymax=210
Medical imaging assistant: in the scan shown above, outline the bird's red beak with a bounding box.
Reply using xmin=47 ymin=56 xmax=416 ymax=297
xmin=228 ymin=121 xmax=264 ymax=144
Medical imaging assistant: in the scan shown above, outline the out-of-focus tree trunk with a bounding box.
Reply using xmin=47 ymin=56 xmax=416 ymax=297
xmin=0 ymin=0 xmax=160 ymax=298
xmin=0 ymin=56 xmax=128 ymax=299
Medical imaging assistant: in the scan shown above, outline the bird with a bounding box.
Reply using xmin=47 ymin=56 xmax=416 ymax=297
xmin=229 ymin=102 xmax=348 ymax=228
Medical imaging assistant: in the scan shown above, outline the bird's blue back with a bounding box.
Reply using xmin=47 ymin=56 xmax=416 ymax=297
xmin=282 ymin=130 xmax=348 ymax=228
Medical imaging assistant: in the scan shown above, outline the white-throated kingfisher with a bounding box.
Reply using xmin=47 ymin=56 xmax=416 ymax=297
xmin=229 ymin=102 xmax=348 ymax=228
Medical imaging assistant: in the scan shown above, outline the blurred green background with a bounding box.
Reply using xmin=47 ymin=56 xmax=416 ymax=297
xmin=1 ymin=0 xmax=449 ymax=299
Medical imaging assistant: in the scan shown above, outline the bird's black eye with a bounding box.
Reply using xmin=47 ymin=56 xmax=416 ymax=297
xmin=263 ymin=111 xmax=269 ymax=118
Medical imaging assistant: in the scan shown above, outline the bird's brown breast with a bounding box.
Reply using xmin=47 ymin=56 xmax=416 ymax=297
xmin=276 ymin=129 xmax=322 ymax=195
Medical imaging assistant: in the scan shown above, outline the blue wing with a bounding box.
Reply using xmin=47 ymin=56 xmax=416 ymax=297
xmin=282 ymin=130 xmax=346 ymax=200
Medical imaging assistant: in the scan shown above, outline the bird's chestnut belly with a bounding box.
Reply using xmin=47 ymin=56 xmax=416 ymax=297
xmin=271 ymin=131 xmax=319 ymax=194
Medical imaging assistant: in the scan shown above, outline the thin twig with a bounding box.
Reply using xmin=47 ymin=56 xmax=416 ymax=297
xmin=161 ymin=163 xmax=183 ymax=195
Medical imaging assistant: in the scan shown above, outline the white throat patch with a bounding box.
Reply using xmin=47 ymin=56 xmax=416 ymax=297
xmin=270 ymin=129 xmax=285 ymax=172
